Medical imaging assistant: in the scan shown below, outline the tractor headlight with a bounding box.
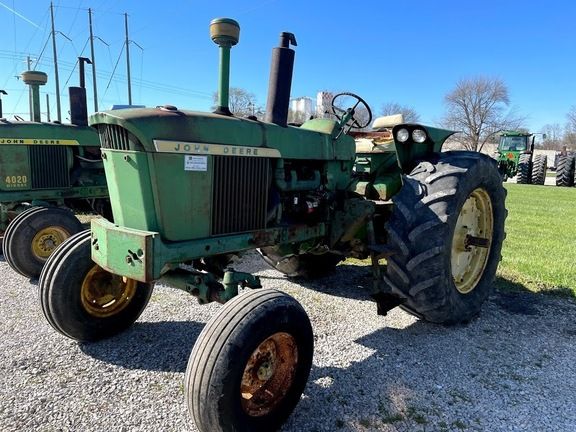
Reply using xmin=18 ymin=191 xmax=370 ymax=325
xmin=396 ymin=128 xmax=409 ymax=143
xmin=412 ymin=129 xmax=427 ymax=143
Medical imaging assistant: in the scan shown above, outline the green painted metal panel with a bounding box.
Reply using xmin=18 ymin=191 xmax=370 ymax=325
xmin=393 ymin=124 xmax=455 ymax=173
xmin=90 ymin=109 xmax=355 ymax=161
xmin=91 ymin=217 xmax=326 ymax=282
xmin=101 ymin=150 xmax=158 ymax=232
xmin=148 ymin=152 xmax=212 ymax=240
xmin=0 ymin=146 xmax=31 ymax=191
xmin=0 ymin=121 xmax=100 ymax=146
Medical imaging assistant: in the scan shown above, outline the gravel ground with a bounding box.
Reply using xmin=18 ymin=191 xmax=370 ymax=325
xmin=1 ymin=251 xmax=575 ymax=432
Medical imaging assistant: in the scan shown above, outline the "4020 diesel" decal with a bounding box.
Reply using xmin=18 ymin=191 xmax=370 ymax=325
xmin=4 ymin=175 xmax=28 ymax=188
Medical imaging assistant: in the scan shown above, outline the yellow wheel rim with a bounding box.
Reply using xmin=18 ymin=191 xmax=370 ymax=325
xmin=80 ymin=265 xmax=137 ymax=318
xmin=31 ymin=226 xmax=70 ymax=260
xmin=240 ymin=332 xmax=298 ymax=417
xmin=451 ymin=188 xmax=494 ymax=294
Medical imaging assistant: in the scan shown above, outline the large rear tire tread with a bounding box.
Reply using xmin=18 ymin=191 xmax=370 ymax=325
xmin=186 ymin=289 xmax=313 ymax=432
xmin=531 ymin=155 xmax=547 ymax=185
xmin=555 ymin=155 xmax=575 ymax=187
xmin=516 ymin=153 xmax=532 ymax=184
xmin=39 ymin=231 xmax=154 ymax=341
xmin=384 ymin=151 xmax=507 ymax=324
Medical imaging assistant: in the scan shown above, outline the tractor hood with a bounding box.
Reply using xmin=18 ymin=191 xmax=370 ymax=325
xmin=89 ymin=107 xmax=355 ymax=161
xmin=0 ymin=119 xmax=99 ymax=146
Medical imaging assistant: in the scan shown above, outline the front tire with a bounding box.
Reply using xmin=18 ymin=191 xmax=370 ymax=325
xmin=384 ymin=151 xmax=506 ymax=324
xmin=3 ymin=206 xmax=83 ymax=278
xmin=185 ymin=289 xmax=313 ymax=432
xmin=39 ymin=230 xmax=153 ymax=341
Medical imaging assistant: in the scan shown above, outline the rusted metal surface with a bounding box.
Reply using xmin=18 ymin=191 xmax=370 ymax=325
xmin=240 ymin=332 xmax=298 ymax=417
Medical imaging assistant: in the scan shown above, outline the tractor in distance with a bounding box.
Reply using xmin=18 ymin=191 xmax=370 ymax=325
xmin=555 ymin=146 xmax=576 ymax=187
xmin=496 ymin=130 xmax=547 ymax=184
xmin=0 ymin=57 xmax=109 ymax=278
xmin=38 ymin=18 xmax=507 ymax=432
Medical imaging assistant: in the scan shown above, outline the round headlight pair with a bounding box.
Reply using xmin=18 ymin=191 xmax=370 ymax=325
xmin=396 ymin=128 xmax=427 ymax=143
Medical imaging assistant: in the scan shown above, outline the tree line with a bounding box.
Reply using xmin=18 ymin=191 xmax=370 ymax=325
xmin=214 ymin=79 xmax=575 ymax=153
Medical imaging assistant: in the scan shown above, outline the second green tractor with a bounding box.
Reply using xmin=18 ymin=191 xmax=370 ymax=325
xmin=496 ymin=131 xmax=547 ymax=184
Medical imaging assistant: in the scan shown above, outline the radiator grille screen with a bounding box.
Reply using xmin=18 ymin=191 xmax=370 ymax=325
xmin=211 ymin=156 xmax=269 ymax=235
xmin=98 ymin=124 xmax=130 ymax=150
xmin=29 ymin=146 xmax=70 ymax=189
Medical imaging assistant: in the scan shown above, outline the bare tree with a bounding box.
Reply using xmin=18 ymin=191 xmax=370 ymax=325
xmin=567 ymin=106 xmax=576 ymax=132
xmin=380 ymin=102 xmax=420 ymax=123
xmin=441 ymin=76 xmax=524 ymax=151
xmin=540 ymin=123 xmax=563 ymax=150
xmin=212 ymin=87 xmax=263 ymax=118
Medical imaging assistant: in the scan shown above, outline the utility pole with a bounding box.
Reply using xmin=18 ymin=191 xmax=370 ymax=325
xmin=27 ymin=56 xmax=33 ymax=120
xmin=88 ymin=8 xmax=98 ymax=112
xmin=46 ymin=94 xmax=51 ymax=121
xmin=124 ymin=13 xmax=132 ymax=105
xmin=50 ymin=2 xmax=62 ymax=122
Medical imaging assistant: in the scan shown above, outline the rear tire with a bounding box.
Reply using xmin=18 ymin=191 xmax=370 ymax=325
xmin=39 ymin=230 xmax=153 ymax=341
xmin=516 ymin=153 xmax=532 ymax=184
xmin=384 ymin=151 xmax=507 ymax=324
xmin=530 ymin=155 xmax=547 ymax=185
xmin=186 ymin=289 xmax=313 ymax=432
xmin=556 ymin=155 xmax=575 ymax=187
xmin=259 ymin=247 xmax=343 ymax=278
xmin=3 ymin=207 xmax=83 ymax=278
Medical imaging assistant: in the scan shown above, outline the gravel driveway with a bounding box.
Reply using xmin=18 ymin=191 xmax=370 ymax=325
xmin=1 ymin=251 xmax=575 ymax=432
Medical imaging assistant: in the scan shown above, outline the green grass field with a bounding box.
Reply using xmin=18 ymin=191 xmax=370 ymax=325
xmin=496 ymin=183 xmax=576 ymax=297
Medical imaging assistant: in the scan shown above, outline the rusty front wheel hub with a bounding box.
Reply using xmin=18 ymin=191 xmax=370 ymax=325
xmin=240 ymin=332 xmax=299 ymax=417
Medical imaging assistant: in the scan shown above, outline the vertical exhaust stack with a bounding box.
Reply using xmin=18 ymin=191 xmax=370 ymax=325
xmin=265 ymin=32 xmax=297 ymax=127
xmin=210 ymin=18 xmax=240 ymax=116
xmin=69 ymin=57 xmax=92 ymax=126
xmin=21 ymin=71 xmax=48 ymax=122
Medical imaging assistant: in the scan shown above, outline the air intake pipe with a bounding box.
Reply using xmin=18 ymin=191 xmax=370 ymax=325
xmin=210 ymin=18 xmax=240 ymax=116
xmin=265 ymin=32 xmax=297 ymax=127
xmin=69 ymin=57 xmax=91 ymax=126
xmin=21 ymin=71 xmax=48 ymax=122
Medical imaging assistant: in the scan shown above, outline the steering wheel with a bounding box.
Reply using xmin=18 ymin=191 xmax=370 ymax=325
xmin=330 ymin=92 xmax=373 ymax=130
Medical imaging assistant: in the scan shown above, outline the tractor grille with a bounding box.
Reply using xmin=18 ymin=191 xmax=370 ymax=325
xmin=29 ymin=146 xmax=70 ymax=189
xmin=211 ymin=156 xmax=269 ymax=235
xmin=98 ymin=124 xmax=131 ymax=150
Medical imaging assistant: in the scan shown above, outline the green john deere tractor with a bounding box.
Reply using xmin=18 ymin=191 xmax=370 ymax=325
xmin=496 ymin=131 xmax=547 ymax=184
xmin=38 ymin=19 xmax=507 ymax=432
xmin=1 ymin=58 xmax=109 ymax=278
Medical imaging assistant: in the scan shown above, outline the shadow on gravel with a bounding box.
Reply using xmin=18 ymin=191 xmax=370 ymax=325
xmin=272 ymin=263 xmax=374 ymax=302
xmin=79 ymin=320 xmax=205 ymax=372
xmin=288 ymin=300 xmax=576 ymax=431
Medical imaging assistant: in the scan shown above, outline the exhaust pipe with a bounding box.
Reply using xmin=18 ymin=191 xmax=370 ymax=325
xmin=265 ymin=32 xmax=297 ymax=127
xmin=69 ymin=57 xmax=91 ymax=126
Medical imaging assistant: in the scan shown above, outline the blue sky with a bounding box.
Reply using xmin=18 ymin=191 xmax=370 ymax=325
xmin=1 ymin=0 xmax=574 ymax=131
